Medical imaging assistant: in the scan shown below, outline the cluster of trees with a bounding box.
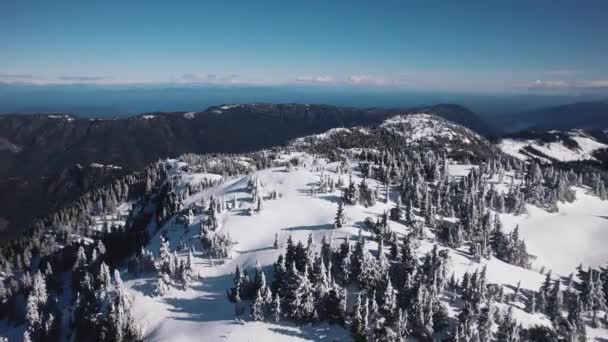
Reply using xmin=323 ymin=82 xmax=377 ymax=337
xmin=0 ymin=162 xmax=167 ymax=282
xmin=227 ymin=229 xmax=453 ymax=341
xmin=341 ymin=177 xmax=378 ymax=207
xmin=229 ymin=229 xmax=608 ymax=342
xmin=70 ymin=246 xmax=143 ymax=342
xmin=155 ymin=237 xmax=196 ymax=296
xmin=509 ymin=264 xmax=608 ymax=341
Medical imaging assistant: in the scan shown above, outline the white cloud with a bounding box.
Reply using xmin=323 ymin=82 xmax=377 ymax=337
xmin=347 ymin=74 xmax=388 ymax=86
xmin=59 ymin=76 xmax=105 ymax=81
xmin=530 ymin=79 xmax=569 ymax=88
xmin=582 ymin=80 xmax=608 ymax=88
xmin=0 ymin=73 xmax=33 ymax=79
xmin=177 ymin=73 xmax=239 ymax=83
xmin=348 ymin=74 xmax=370 ymax=84
xmin=295 ymin=75 xmax=334 ymax=83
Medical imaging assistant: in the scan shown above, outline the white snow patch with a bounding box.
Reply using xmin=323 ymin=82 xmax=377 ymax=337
xmin=499 ymin=132 xmax=607 ymax=162
xmin=90 ymin=163 xmax=123 ymax=170
xmin=220 ymin=104 xmax=241 ymax=110
xmin=380 ymin=113 xmax=480 ymax=144
xmin=501 ymin=187 xmax=608 ymax=275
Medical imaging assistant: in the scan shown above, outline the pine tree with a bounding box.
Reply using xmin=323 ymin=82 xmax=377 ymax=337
xmin=567 ymin=293 xmax=586 ymax=338
xmin=158 ymin=236 xmax=172 ymax=274
xmin=547 ymin=279 xmax=563 ymax=321
xmin=324 ymin=282 xmax=346 ymax=324
xmin=98 ymin=262 xmax=112 ymax=295
xmin=478 ymin=301 xmax=494 ymax=341
xmin=496 ymin=307 xmax=521 ymax=342
xmin=25 ymin=294 xmax=41 ymax=337
xmin=395 ymin=308 xmax=409 ymax=341
xmin=381 ymin=274 xmax=397 ymax=319
xmin=390 ymin=197 xmax=402 ymax=221
xmin=271 ymin=293 xmax=281 ymax=322
xmin=253 ymin=260 xmax=267 ymax=293
xmin=156 ymin=272 xmax=171 ymax=296
xmin=289 ymin=265 xmax=316 ymax=322
xmin=405 ymin=200 xmax=415 ymax=226
xmin=251 ymin=288 xmax=265 ymax=321
xmin=334 ymin=201 xmax=347 ymax=228
xmin=181 ymin=251 xmax=195 ymax=286
xmin=110 ymin=269 xmax=142 ymax=342
xmin=351 ymin=293 xmax=368 ymax=341
xmin=74 ymin=246 xmax=88 ymax=269
xmin=30 ymin=271 xmax=48 ymax=306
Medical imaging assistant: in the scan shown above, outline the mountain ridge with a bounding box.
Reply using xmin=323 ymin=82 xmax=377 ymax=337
xmin=0 ymin=103 xmax=489 ymax=240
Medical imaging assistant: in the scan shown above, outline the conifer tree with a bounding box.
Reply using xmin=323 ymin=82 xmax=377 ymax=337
xmin=334 ymin=201 xmax=346 ymax=228
xmin=251 ymin=289 xmax=265 ymax=321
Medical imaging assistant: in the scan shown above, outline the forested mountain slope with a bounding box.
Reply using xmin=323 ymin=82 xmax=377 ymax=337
xmin=0 ymin=103 xmax=488 ymax=241
xmin=2 ymin=113 xmax=607 ymax=341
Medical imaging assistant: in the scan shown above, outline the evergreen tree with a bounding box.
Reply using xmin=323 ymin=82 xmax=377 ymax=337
xmin=547 ymin=279 xmax=563 ymax=321
xmin=271 ymin=293 xmax=281 ymax=323
xmin=251 ymin=288 xmax=265 ymax=321
xmin=334 ymin=201 xmax=346 ymax=228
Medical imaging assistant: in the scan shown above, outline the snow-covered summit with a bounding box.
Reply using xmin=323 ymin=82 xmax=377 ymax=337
xmin=499 ymin=129 xmax=608 ymax=162
xmin=380 ymin=113 xmax=486 ymax=145
xmin=292 ymin=113 xmax=494 ymax=160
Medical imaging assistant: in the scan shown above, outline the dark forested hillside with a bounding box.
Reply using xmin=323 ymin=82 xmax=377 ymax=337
xmin=0 ymin=104 xmax=380 ymax=240
xmin=0 ymin=103 xmax=490 ymax=240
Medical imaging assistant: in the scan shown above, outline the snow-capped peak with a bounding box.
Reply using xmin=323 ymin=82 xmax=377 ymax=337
xmin=379 ymin=113 xmax=485 ymax=145
xmin=499 ymin=129 xmax=608 ymax=162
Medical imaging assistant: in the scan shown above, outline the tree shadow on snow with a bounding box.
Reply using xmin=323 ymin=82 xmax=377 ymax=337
xmin=269 ymin=323 xmax=348 ymax=341
xmin=318 ymin=194 xmax=342 ymax=204
xmin=131 ymin=277 xmax=157 ymax=298
xmin=162 ymin=273 xmax=235 ymax=322
xmin=235 ymin=246 xmax=275 ymax=254
xmin=282 ymin=224 xmax=333 ymax=232
xmin=234 ymin=209 xmax=253 ymax=216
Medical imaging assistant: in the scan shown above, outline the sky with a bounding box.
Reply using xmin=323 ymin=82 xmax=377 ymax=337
xmin=1 ymin=0 xmax=608 ymax=94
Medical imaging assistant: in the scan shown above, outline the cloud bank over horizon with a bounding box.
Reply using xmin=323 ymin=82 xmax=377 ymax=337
xmin=2 ymin=1 xmax=607 ymax=95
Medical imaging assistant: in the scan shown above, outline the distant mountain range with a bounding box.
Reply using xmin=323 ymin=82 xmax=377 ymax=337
xmin=0 ymin=103 xmax=486 ymax=240
xmin=1 ymin=99 xmax=607 ymax=240
xmin=495 ymin=101 xmax=608 ymax=133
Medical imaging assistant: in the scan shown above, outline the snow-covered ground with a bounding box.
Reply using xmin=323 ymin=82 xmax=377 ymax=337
xmin=501 ymin=188 xmax=608 ymax=276
xmin=499 ymin=131 xmax=607 ymax=162
xmin=129 ymin=154 xmax=360 ymax=341
xmin=121 ymin=154 xmax=608 ymax=341
xmin=292 ymin=127 xmax=356 ymax=146
xmin=380 ymin=114 xmax=483 ymax=145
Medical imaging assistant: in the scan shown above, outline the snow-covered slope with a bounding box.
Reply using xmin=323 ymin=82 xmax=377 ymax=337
xmin=499 ymin=130 xmax=608 ymax=162
xmin=380 ymin=113 xmax=487 ymax=146
xmin=294 ymin=113 xmax=496 ymax=161
xmin=5 ymin=114 xmax=608 ymax=342
xmin=121 ymin=153 xmax=607 ymax=341
xmin=501 ymin=187 xmax=608 ymax=275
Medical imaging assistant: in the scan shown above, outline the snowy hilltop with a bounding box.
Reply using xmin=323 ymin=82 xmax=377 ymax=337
xmin=499 ymin=129 xmax=608 ymax=163
xmin=1 ymin=114 xmax=608 ymax=341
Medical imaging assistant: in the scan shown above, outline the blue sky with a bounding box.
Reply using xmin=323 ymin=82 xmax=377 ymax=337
xmin=1 ymin=0 xmax=608 ymax=93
